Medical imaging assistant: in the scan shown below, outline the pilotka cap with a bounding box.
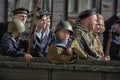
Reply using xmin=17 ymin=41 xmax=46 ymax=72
xmin=37 ymin=10 xmax=50 ymax=19
xmin=12 ymin=7 xmax=29 ymax=15
xmin=78 ymin=9 xmax=96 ymax=20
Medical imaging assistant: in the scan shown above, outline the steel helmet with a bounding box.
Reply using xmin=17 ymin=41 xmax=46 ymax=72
xmin=55 ymin=21 xmax=73 ymax=34
xmin=7 ymin=19 xmax=25 ymax=33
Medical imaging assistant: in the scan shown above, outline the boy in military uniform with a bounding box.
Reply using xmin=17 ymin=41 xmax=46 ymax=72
xmin=47 ymin=21 xmax=87 ymax=64
xmin=0 ymin=19 xmax=32 ymax=61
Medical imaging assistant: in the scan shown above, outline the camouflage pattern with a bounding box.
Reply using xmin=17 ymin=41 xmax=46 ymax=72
xmin=47 ymin=38 xmax=87 ymax=64
xmin=73 ymin=24 xmax=103 ymax=60
xmin=93 ymin=33 xmax=104 ymax=57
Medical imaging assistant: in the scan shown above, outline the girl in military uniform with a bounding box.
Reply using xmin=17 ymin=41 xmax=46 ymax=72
xmin=47 ymin=21 xmax=87 ymax=64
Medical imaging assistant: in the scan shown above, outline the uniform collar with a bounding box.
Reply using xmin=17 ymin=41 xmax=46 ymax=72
xmin=54 ymin=37 xmax=73 ymax=48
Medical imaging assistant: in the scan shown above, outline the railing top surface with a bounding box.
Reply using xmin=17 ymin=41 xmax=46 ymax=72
xmin=0 ymin=55 xmax=120 ymax=72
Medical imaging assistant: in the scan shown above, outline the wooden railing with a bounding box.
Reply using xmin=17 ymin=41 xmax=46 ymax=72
xmin=0 ymin=55 xmax=120 ymax=80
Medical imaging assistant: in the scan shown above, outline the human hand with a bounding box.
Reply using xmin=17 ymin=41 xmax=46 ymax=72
xmin=66 ymin=48 xmax=73 ymax=57
xmin=25 ymin=54 xmax=33 ymax=62
xmin=100 ymin=55 xmax=110 ymax=61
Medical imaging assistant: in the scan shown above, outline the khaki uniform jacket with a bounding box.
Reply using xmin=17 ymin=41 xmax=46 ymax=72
xmin=73 ymin=24 xmax=103 ymax=59
xmin=47 ymin=39 xmax=87 ymax=64
xmin=93 ymin=33 xmax=104 ymax=57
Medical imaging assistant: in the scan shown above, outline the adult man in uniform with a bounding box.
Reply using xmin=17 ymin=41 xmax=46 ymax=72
xmin=31 ymin=10 xmax=55 ymax=57
xmin=73 ymin=9 xmax=110 ymax=61
xmin=0 ymin=7 xmax=29 ymax=43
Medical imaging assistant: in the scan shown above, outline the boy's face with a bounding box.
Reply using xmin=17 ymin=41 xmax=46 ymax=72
xmin=57 ymin=29 xmax=70 ymax=41
xmin=12 ymin=32 xmax=21 ymax=40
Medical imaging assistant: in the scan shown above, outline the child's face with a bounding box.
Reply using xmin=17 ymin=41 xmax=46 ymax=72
xmin=57 ymin=29 xmax=70 ymax=41
xmin=96 ymin=19 xmax=104 ymax=32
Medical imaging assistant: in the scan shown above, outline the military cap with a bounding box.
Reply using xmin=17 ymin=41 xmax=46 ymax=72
xmin=78 ymin=9 xmax=96 ymax=20
xmin=38 ymin=10 xmax=48 ymax=16
xmin=12 ymin=7 xmax=29 ymax=15
xmin=37 ymin=10 xmax=50 ymax=19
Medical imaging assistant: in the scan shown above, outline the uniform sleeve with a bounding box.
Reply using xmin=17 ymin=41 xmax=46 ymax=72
xmin=2 ymin=36 xmax=25 ymax=57
xmin=71 ymin=39 xmax=87 ymax=59
xmin=47 ymin=45 xmax=74 ymax=64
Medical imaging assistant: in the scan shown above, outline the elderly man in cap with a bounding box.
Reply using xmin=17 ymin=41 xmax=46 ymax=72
xmin=31 ymin=10 xmax=55 ymax=57
xmin=73 ymin=9 xmax=110 ymax=61
xmin=0 ymin=7 xmax=29 ymax=43
xmin=12 ymin=7 xmax=29 ymax=24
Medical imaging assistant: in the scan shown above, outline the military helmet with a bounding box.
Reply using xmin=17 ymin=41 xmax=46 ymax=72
xmin=55 ymin=21 xmax=73 ymax=34
xmin=7 ymin=19 xmax=25 ymax=33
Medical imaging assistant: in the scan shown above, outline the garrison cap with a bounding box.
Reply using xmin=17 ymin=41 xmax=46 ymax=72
xmin=38 ymin=10 xmax=48 ymax=16
xmin=12 ymin=7 xmax=29 ymax=15
xmin=78 ymin=9 xmax=96 ymax=20
xmin=37 ymin=10 xmax=49 ymax=18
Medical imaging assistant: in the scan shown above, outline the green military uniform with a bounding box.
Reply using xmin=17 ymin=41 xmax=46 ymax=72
xmin=47 ymin=21 xmax=87 ymax=64
xmin=93 ymin=33 xmax=104 ymax=57
xmin=73 ymin=24 xmax=102 ymax=60
xmin=47 ymin=38 xmax=87 ymax=64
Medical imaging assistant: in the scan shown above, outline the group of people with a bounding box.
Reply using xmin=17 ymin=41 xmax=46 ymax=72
xmin=0 ymin=7 xmax=119 ymax=63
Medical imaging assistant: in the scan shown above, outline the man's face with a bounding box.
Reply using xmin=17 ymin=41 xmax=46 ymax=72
xmin=37 ymin=15 xmax=47 ymax=29
xmin=13 ymin=14 xmax=27 ymax=24
xmin=44 ymin=18 xmax=50 ymax=30
xmin=87 ymin=15 xmax=98 ymax=31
